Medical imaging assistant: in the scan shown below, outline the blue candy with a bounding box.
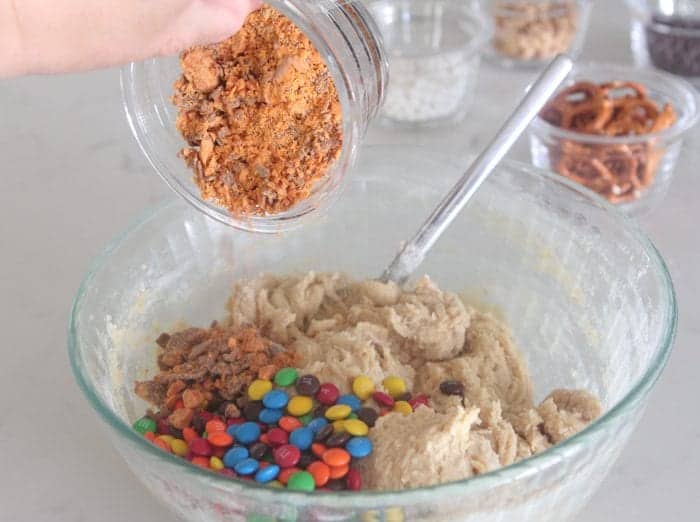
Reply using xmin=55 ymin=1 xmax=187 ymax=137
xmin=262 ymin=389 xmax=289 ymax=409
xmin=223 ymin=446 xmax=249 ymax=468
xmin=234 ymin=421 xmax=261 ymax=445
xmin=254 ymin=464 xmax=281 ymax=484
xmin=234 ymin=457 xmax=260 ymax=476
xmin=306 ymin=417 xmax=329 ymax=434
xmin=346 ymin=437 xmax=373 ymax=458
xmin=259 ymin=408 xmax=284 ymax=424
xmin=337 ymin=394 xmax=362 ymax=412
xmin=288 ymin=427 xmax=314 ymax=451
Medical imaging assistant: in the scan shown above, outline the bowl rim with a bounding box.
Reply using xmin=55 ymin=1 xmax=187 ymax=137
xmin=529 ymin=61 xmax=700 ymax=145
xmin=626 ymin=0 xmax=700 ymax=37
xmin=367 ymin=0 xmax=494 ymax=58
xmin=68 ymin=154 xmax=677 ymax=506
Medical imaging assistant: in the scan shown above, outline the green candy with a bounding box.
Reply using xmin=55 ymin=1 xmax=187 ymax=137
xmin=299 ymin=413 xmax=313 ymax=425
xmin=274 ymin=367 xmax=299 ymax=387
xmin=348 ymin=413 xmax=358 ymax=420
xmin=133 ymin=416 xmax=157 ymax=435
xmin=287 ymin=471 xmax=315 ymax=492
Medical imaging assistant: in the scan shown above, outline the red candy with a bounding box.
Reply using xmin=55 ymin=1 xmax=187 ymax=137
xmin=409 ymin=394 xmax=430 ymax=410
xmin=274 ymin=444 xmax=301 ymax=468
xmin=278 ymin=467 xmax=300 ymax=484
xmin=227 ymin=417 xmax=245 ymax=426
xmin=346 ymin=468 xmax=361 ymax=490
xmin=267 ymin=428 xmax=289 ymax=447
xmin=189 ymin=437 xmax=213 ymax=457
xmin=157 ymin=418 xmax=171 ymax=434
xmin=316 ymin=383 xmax=340 ymax=405
xmin=372 ymin=391 xmax=395 ymax=407
xmin=219 ymin=468 xmax=237 ymax=478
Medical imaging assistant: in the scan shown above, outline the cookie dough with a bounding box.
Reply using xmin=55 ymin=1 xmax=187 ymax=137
xmin=228 ymin=272 xmax=601 ymax=490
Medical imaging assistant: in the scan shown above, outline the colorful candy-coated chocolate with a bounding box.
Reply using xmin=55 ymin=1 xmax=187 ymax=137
xmin=328 ymin=463 xmax=349 ymax=479
xmin=279 ymin=416 xmax=303 ymax=432
xmin=346 ymin=437 xmax=373 ymax=458
xmin=278 ymin=467 xmax=301 ymax=484
xmin=307 ymin=417 xmax=329 ymax=434
xmin=255 ymin=464 xmax=281 ymax=483
xmin=299 ymin=413 xmax=313 ymax=425
xmin=233 ymin=422 xmax=261 ymax=445
xmin=325 ymin=404 xmax=352 ymax=421
xmin=382 ymin=376 xmax=407 ymax=399
xmin=287 ymin=395 xmax=314 ymax=417
xmin=189 ymin=437 xmax=213 ymax=457
xmin=352 ymin=376 xmax=375 ymax=401
xmin=346 ymin=468 xmax=361 ymax=491
xmin=153 ymin=438 xmax=170 ymax=452
xmin=170 ymin=438 xmax=189 ymax=456
xmin=205 ymin=419 xmax=227 ymax=434
xmin=133 ymin=416 xmax=157 ymax=435
xmin=393 ymin=401 xmax=413 ymax=416
xmin=372 ymin=391 xmax=395 ymax=407
xmin=234 ymin=457 xmax=260 ymax=475
xmin=289 ymin=427 xmax=314 ymax=451
xmin=287 ymin=471 xmax=316 ymax=492
xmin=274 ymin=444 xmax=301 ymax=468
xmin=322 ymin=448 xmax=351 ymax=467
xmin=316 ymin=383 xmax=340 ymax=405
xmin=191 ymin=456 xmax=210 ymax=468
xmin=223 ymin=446 xmax=249 ymax=468
xmin=259 ymin=408 xmax=284 ymax=425
xmin=209 ymin=456 xmax=225 ymax=471
xmin=274 ymin=367 xmax=298 ymax=387
xmin=307 ymin=461 xmax=331 ymax=487
xmin=267 ymin=427 xmax=289 ymax=447
xmin=337 ymin=394 xmax=362 ymax=412
xmin=342 ymin=419 xmax=369 ymax=437
xmin=262 ymin=389 xmax=289 ymax=409
xmin=248 ymin=379 xmax=273 ymax=401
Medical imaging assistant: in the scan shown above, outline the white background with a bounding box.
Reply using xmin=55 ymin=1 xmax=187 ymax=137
xmin=1 ymin=1 xmax=698 ymax=520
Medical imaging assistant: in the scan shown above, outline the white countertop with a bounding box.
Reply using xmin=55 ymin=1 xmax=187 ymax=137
xmin=1 ymin=1 xmax=698 ymax=520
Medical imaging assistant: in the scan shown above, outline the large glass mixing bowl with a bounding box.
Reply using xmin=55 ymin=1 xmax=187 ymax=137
xmin=69 ymin=145 xmax=675 ymax=521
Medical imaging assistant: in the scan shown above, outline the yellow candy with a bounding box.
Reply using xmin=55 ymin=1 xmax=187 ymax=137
xmin=248 ymin=379 xmax=273 ymax=401
xmin=209 ymin=456 xmax=224 ymax=471
xmin=382 ymin=376 xmax=407 ymax=399
xmin=269 ymin=480 xmax=284 ymax=489
xmin=157 ymin=435 xmax=174 ymax=444
xmin=352 ymin=375 xmax=375 ymax=401
xmin=170 ymin=438 xmax=189 ymax=457
xmin=287 ymin=395 xmax=314 ymax=417
xmin=393 ymin=401 xmax=413 ymax=416
xmin=343 ymin=418 xmax=369 ymax=436
xmin=325 ymin=404 xmax=352 ymax=421
xmin=332 ymin=420 xmax=346 ymax=433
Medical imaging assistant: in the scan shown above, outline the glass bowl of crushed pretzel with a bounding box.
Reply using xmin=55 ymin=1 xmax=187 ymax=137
xmin=482 ymin=0 xmax=592 ymax=68
xmin=529 ymin=62 xmax=699 ymax=215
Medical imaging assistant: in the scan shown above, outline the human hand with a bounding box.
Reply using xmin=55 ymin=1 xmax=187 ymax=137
xmin=1 ymin=0 xmax=262 ymax=77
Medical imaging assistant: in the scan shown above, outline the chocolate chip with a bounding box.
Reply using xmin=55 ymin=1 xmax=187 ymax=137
xmin=314 ymin=424 xmax=334 ymax=442
xmin=298 ymin=453 xmax=316 ymax=469
xmin=326 ymin=432 xmax=351 ymax=448
xmin=243 ymin=401 xmax=263 ymax=421
xmin=395 ymin=392 xmax=412 ymax=401
xmin=296 ymin=374 xmax=321 ymax=396
xmin=168 ymin=426 xmax=184 ymax=439
xmin=249 ymin=442 xmax=268 ymax=460
xmin=357 ymin=407 xmax=378 ymax=428
xmin=646 ymin=15 xmax=700 ymax=76
xmin=439 ymin=380 xmax=465 ymax=397
xmin=155 ymin=333 xmax=171 ymax=348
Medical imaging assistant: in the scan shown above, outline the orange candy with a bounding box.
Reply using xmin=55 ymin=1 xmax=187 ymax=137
xmin=311 ymin=443 xmax=327 ymax=458
xmin=278 ymin=467 xmax=301 ymax=485
xmin=328 ymin=464 xmax=349 ymax=479
xmin=207 ymin=432 xmax=234 ymax=447
xmin=322 ymin=448 xmax=350 ymax=467
xmin=259 ymin=433 xmax=270 ymax=445
xmin=307 ymin=461 xmax=330 ymax=487
xmin=153 ymin=438 xmax=171 ymax=452
xmin=182 ymin=427 xmax=198 ymax=444
xmin=144 ymin=432 xmax=156 ymax=442
xmin=279 ymin=416 xmax=303 ymax=432
xmin=205 ymin=419 xmax=227 ymax=434
xmin=191 ymin=456 xmax=210 ymax=468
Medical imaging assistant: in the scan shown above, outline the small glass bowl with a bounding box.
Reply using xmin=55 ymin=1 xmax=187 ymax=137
xmin=529 ymin=62 xmax=699 ymax=216
xmin=482 ymin=0 xmax=592 ymax=69
xmin=627 ymin=0 xmax=700 ymax=88
xmin=121 ymin=0 xmax=388 ymax=234
xmin=367 ymin=0 xmax=491 ymax=127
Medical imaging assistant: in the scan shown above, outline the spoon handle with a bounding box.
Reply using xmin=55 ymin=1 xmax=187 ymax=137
xmin=380 ymin=54 xmax=573 ymax=285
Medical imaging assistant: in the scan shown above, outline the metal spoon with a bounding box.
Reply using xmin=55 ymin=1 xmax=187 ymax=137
xmin=380 ymin=54 xmax=573 ymax=285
